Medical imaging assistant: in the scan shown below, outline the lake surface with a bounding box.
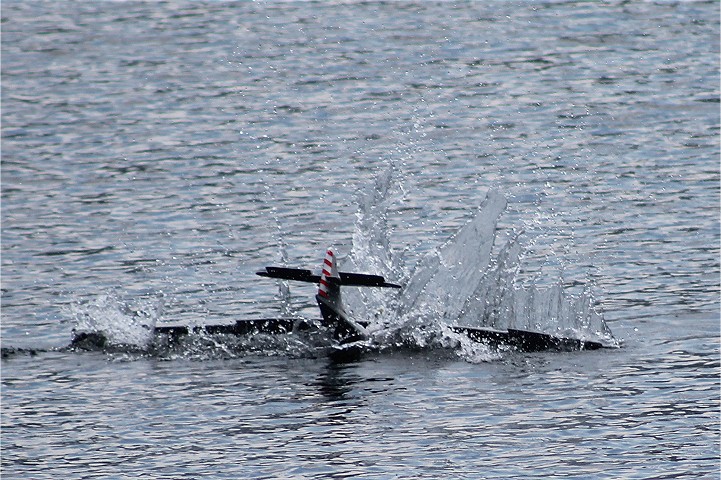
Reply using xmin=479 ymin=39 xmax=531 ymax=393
xmin=2 ymin=1 xmax=719 ymax=478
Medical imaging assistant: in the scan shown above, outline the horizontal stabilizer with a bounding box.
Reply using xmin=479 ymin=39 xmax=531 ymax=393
xmin=257 ymin=267 xmax=400 ymax=288
xmin=256 ymin=267 xmax=322 ymax=283
xmin=336 ymin=272 xmax=401 ymax=288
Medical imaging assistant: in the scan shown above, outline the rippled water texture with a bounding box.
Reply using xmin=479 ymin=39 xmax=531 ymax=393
xmin=2 ymin=1 xmax=719 ymax=478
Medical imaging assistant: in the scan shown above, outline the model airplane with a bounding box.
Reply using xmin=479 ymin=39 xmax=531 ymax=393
xmin=71 ymin=248 xmax=607 ymax=358
xmin=256 ymin=249 xmax=609 ymax=352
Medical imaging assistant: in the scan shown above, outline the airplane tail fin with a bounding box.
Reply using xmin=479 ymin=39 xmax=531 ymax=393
xmin=256 ymin=249 xmax=400 ymax=345
xmin=318 ymin=249 xmax=339 ymax=298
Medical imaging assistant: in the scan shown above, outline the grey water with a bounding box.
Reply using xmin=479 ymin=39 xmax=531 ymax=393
xmin=2 ymin=1 xmax=719 ymax=478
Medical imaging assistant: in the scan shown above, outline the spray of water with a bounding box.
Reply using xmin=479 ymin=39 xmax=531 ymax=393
xmin=346 ymin=166 xmax=617 ymax=361
xmin=68 ymin=292 xmax=160 ymax=350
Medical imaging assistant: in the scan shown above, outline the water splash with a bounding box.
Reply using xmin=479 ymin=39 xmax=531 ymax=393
xmin=67 ymin=165 xmax=616 ymax=361
xmin=347 ymin=167 xmax=617 ymax=361
xmin=399 ymin=190 xmax=507 ymax=324
xmin=345 ymin=164 xmax=406 ymax=330
xmin=68 ymin=292 xmax=160 ymax=350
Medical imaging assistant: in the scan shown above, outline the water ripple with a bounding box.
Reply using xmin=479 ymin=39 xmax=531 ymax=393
xmin=2 ymin=0 xmax=718 ymax=478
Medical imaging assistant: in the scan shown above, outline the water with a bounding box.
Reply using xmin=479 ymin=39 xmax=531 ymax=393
xmin=2 ymin=1 xmax=719 ymax=478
